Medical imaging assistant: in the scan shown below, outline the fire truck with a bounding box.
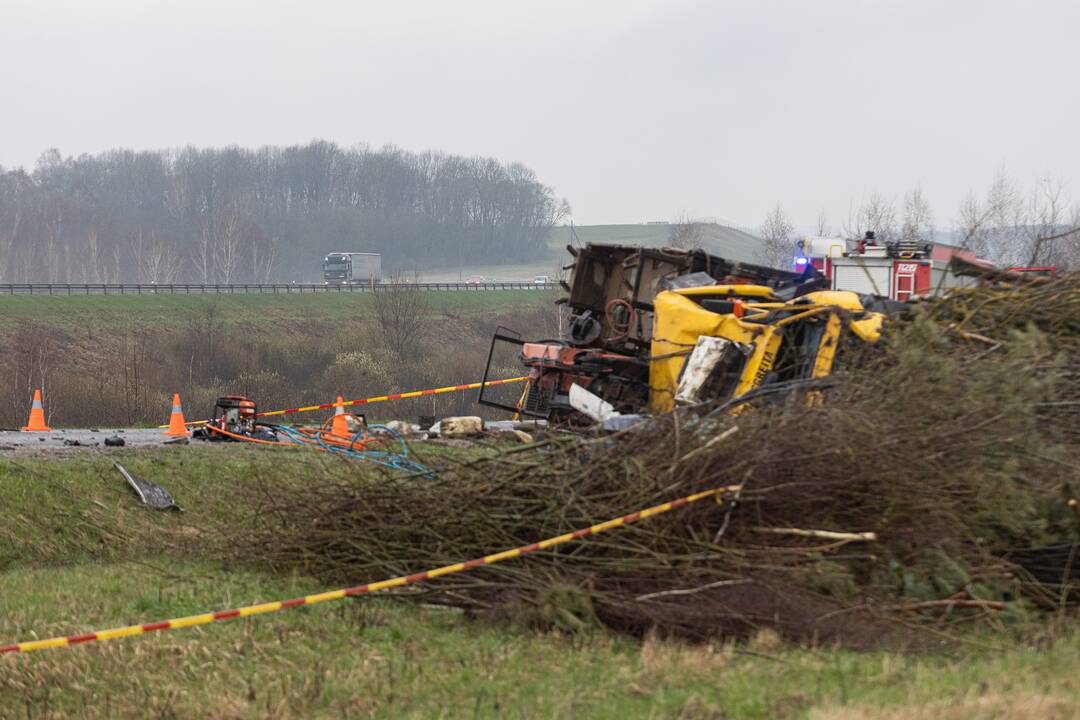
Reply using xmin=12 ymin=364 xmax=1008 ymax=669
xmin=797 ymin=232 xmax=984 ymax=301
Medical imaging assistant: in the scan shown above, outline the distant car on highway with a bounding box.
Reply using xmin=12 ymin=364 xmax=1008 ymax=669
xmin=533 ymin=275 xmax=551 ymax=285
xmin=465 ymin=275 xmax=485 ymax=284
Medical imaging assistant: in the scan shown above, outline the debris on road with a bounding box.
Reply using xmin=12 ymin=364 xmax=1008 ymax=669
xmin=436 ymin=416 xmax=484 ymax=437
xmin=115 ymin=462 xmax=183 ymax=512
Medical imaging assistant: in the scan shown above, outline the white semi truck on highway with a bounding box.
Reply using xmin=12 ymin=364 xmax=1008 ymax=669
xmin=322 ymin=252 xmax=382 ymax=285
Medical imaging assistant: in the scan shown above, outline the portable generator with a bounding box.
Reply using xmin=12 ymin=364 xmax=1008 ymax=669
xmin=209 ymin=395 xmax=257 ymax=437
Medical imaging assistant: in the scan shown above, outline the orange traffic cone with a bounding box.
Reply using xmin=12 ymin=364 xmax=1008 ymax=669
xmin=20 ymin=389 xmax=51 ymax=432
xmin=329 ymin=396 xmax=350 ymax=437
xmin=163 ymin=393 xmax=189 ymax=436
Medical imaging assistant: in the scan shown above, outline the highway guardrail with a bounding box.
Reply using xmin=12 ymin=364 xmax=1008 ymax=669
xmin=0 ymin=281 xmax=559 ymax=295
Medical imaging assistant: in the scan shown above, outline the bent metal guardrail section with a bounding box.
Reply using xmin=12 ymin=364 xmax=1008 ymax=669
xmin=0 ymin=281 xmax=558 ymax=295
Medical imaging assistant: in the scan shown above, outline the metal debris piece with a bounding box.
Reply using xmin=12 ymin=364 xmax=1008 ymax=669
xmin=568 ymin=383 xmax=618 ymax=422
xmin=104 ymin=436 xmax=125 ymax=447
xmin=383 ymin=420 xmax=416 ymax=436
xmin=115 ymin=462 xmax=183 ymax=512
xmin=674 ymin=336 xmax=740 ymax=406
xmin=600 ymin=414 xmax=647 ymax=432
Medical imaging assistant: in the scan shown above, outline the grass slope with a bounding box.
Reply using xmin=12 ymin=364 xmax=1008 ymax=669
xmin=2 ymin=449 xmax=1079 ymax=718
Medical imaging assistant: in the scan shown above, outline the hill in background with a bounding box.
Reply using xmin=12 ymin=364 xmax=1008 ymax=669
xmin=423 ymin=222 xmax=769 ymax=282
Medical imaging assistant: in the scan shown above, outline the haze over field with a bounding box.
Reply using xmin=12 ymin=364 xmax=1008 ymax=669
xmin=2 ymin=0 xmax=1077 ymax=229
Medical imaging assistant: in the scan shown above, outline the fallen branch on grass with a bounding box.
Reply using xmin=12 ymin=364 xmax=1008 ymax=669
xmin=633 ymin=579 xmax=750 ymax=602
xmin=896 ymin=599 xmax=1006 ymax=612
xmin=751 ymin=527 xmax=877 ymax=543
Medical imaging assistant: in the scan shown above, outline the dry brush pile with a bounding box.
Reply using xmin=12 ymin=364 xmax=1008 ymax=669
xmin=231 ymin=276 xmax=1080 ymax=645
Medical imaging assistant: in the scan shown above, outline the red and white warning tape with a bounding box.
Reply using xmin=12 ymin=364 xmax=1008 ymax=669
xmin=0 ymin=486 xmax=738 ymax=655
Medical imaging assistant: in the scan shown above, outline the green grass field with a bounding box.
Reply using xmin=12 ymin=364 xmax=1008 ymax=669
xmin=0 ymin=289 xmax=555 ymax=330
xmin=3 ymin=449 xmax=1079 ymax=719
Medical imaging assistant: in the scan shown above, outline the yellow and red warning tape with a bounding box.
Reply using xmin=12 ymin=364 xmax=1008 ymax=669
xmin=170 ymin=376 xmax=528 ymax=427
xmin=0 ymin=485 xmax=737 ymax=655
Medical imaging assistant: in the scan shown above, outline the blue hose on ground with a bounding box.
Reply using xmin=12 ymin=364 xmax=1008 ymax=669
xmin=267 ymin=423 xmax=434 ymax=476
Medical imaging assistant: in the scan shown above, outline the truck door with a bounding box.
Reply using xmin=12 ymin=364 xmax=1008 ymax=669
xmin=893 ymin=262 xmax=917 ymax=301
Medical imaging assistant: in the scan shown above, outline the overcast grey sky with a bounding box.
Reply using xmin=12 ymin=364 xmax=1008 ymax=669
xmin=1 ymin=0 xmax=1076 ymax=228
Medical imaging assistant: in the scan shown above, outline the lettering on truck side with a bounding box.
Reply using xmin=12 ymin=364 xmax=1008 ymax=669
xmin=750 ymin=350 xmax=776 ymax=389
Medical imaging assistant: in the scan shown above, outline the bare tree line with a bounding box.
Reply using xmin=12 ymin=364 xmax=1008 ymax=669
xmin=0 ymin=142 xmax=566 ymax=283
xmin=956 ymin=171 xmax=1080 ymax=268
xmin=757 ymin=171 xmax=1080 ymax=270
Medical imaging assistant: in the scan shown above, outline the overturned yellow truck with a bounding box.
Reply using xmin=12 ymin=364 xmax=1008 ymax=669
xmin=478 ymin=244 xmax=886 ymax=423
xmin=649 ymin=284 xmax=884 ymax=413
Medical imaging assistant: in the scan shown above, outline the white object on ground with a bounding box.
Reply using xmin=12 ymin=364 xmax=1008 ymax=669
xmin=569 ymin=383 xmax=619 ymax=422
xmin=439 ymin=416 xmax=484 ymax=437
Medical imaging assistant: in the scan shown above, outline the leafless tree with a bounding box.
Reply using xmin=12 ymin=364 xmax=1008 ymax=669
xmin=8 ymin=322 xmax=55 ymax=424
xmin=954 ymin=170 xmax=1080 ymax=269
xmin=131 ymin=231 xmax=151 ymax=282
xmin=669 ymin=212 xmax=706 ymax=249
xmin=1025 ymin=177 xmax=1078 ymax=267
xmin=0 ymin=209 xmax=19 ymax=282
xmin=132 ymin=230 xmax=182 ymax=283
xmin=106 ymin=244 xmax=121 ymax=284
xmin=844 ymin=192 xmax=898 ymax=243
xmin=251 ymin=233 xmax=280 ymax=284
xmin=42 ymin=205 xmax=62 ymax=283
xmin=372 ymin=272 xmax=431 ymax=357
xmin=758 ymin=204 xmax=795 ymax=268
xmin=213 ymin=200 xmax=248 ymax=284
xmin=0 ymin=216 xmax=17 ymax=280
xmin=191 ymin=226 xmax=213 ymax=284
xmin=985 ymin=172 xmax=1030 ymax=264
xmin=901 ymin=186 xmax=934 ymax=243
xmin=83 ymin=230 xmax=109 ymax=283
xmin=956 ymin=169 xmax=1020 ymax=258
xmin=955 ymin=191 xmax=987 ymax=254
xmin=1065 ymin=206 xmax=1080 ymax=268
xmin=815 ymin=210 xmax=831 ymax=238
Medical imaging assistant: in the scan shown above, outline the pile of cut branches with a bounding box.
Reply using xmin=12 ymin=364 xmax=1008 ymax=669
xmin=231 ymin=274 xmax=1080 ymax=645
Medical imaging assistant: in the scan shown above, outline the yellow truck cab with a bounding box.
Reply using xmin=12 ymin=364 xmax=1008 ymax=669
xmin=648 ymin=286 xmax=883 ymax=413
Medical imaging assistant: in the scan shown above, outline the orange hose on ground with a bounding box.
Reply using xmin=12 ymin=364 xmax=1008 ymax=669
xmin=203 ymin=424 xmax=295 ymax=446
xmin=203 ymin=418 xmax=385 ymax=456
xmin=316 ymin=414 xmax=376 ymax=450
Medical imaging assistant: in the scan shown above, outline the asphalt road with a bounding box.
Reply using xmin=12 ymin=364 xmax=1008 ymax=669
xmin=0 ymin=428 xmax=186 ymax=451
